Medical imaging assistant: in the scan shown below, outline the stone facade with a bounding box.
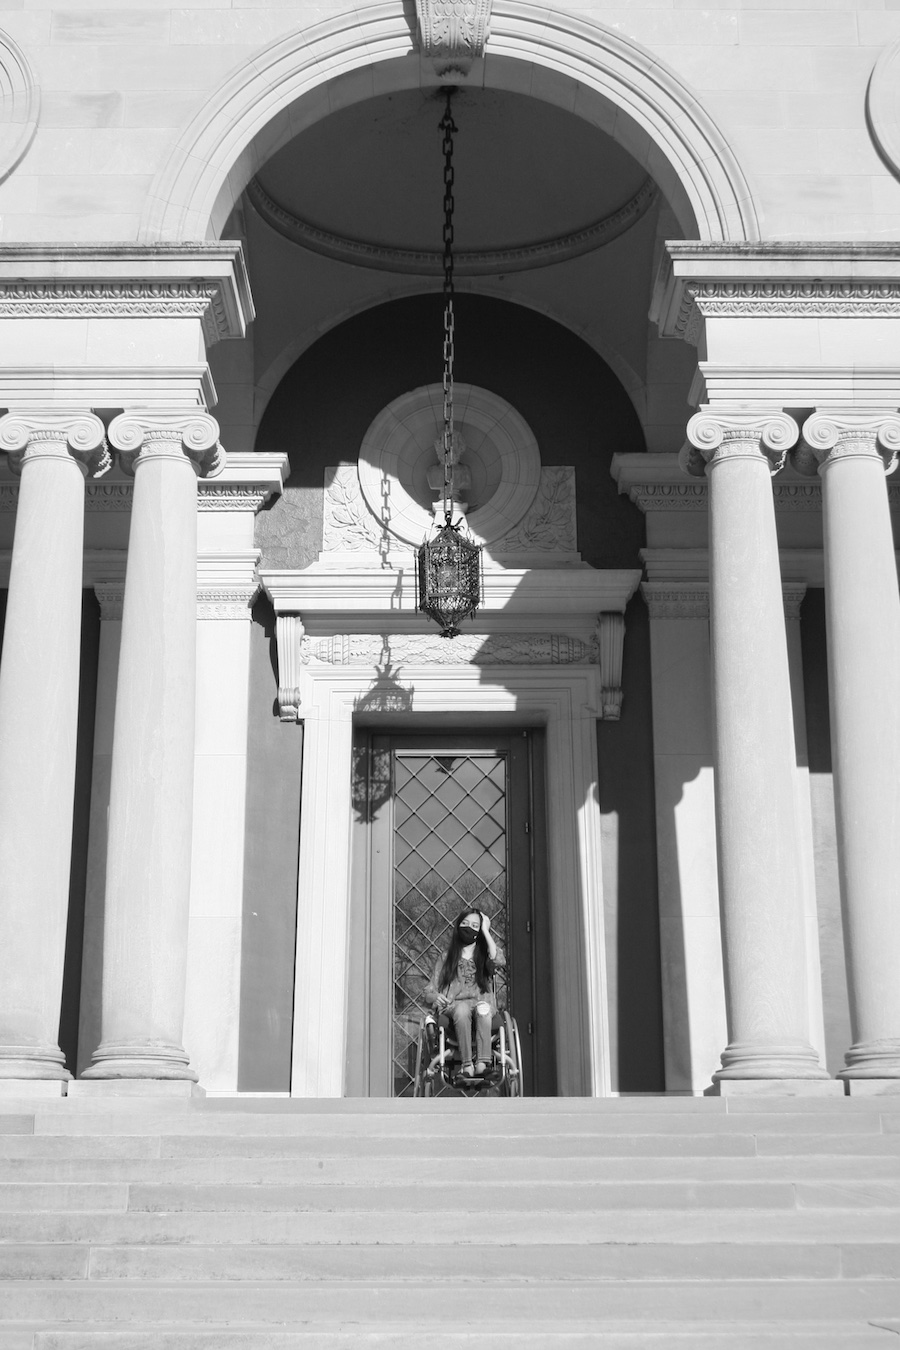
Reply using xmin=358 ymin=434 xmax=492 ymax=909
xmin=0 ymin=2 xmax=898 ymax=1100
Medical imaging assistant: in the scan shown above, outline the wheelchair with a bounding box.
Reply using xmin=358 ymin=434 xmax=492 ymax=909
xmin=412 ymin=1005 xmax=524 ymax=1097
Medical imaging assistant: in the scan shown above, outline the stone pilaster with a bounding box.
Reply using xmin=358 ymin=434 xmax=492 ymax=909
xmin=0 ymin=411 xmax=108 ymax=1081
xmin=84 ymin=410 xmax=222 ymax=1082
xmin=685 ymin=410 xmax=827 ymax=1084
xmin=795 ymin=412 xmax=900 ymax=1080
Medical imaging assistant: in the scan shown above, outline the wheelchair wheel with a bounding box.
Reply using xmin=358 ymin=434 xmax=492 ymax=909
xmin=500 ymin=1010 xmax=524 ymax=1097
xmin=412 ymin=1022 xmax=434 ymax=1098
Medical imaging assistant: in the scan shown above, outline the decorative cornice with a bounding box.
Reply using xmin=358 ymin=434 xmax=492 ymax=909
xmin=197 ymin=486 xmax=271 ymax=512
xmin=0 ymin=244 xmax=253 ymax=343
xmin=109 ymin=410 xmax=224 ymax=479
xmin=795 ymin=412 xmax=900 ymax=477
xmin=94 ymin=583 xmax=125 ymax=622
xmin=782 ymin=585 xmax=807 ymax=621
xmin=248 ymin=174 xmax=657 ymax=276
xmin=196 ymin=587 xmax=258 ymax=620
xmin=627 ymin=482 xmax=708 ymax=513
xmin=0 ymin=411 xmax=109 ymax=477
xmin=641 ymin=583 xmax=709 ymax=620
xmin=683 ymin=411 xmax=799 ymax=478
xmin=85 ymin=483 xmax=133 ymax=512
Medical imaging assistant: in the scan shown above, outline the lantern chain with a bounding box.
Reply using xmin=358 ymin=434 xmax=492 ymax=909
xmin=440 ymin=89 xmax=457 ymax=525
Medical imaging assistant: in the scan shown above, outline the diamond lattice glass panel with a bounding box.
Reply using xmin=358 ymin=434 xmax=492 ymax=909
xmin=392 ymin=752 xmax=510 ymax=1097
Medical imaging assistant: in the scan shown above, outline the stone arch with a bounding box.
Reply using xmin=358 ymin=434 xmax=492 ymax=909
xmin=139 ymin=2 xmax=759 ymax=244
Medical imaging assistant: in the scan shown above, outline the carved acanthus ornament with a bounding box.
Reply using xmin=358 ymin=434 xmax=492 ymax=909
xmin=0 ymin=281 xmax=234 ymax=347
xmin=793 ymin=413 xmax=900 ymax=477
xmin=306 ymin=632 xmax=595 ymax=668
xmin=109 ymin=410 xmax=224 ymax=479
xmin=493 ymin=468 xmax=577 ymax=553
xmin=682 ymin=412 xmax=800 ymax=478
xmin=0 ymin=411 xmax=110 ymax=477
xmin=323 ymin=465 xmax=384 ymax=553
xmin=417 ymin=0 xmax=491 ymax=74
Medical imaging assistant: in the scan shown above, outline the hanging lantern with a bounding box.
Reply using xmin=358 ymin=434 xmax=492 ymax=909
xmin=417 ymin=88 xmax=482 ymax=638
xmin=418 ymin=521 xmax=482 ymax=638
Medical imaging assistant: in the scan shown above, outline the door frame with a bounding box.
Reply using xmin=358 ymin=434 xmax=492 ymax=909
xmin=290 ymin=664 xmax=611 ymax=1098
xmin=353 ymin=730 xmax=552 ymax=1098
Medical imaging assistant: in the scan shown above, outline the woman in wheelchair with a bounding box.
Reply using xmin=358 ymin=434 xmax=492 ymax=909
xmin=423 ymin=909 xmax=505 ymax=1083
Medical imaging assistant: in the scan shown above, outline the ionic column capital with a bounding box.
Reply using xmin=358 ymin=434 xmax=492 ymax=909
xmin=682 ymin=411 xmax=799 ymax=479
xmin=793 ymin=412 xmax=900 ymax=477
xmin=108 ymin=410 xmax=224 ymax=479
xmin=0 ymin=410 xmax=109 ymax=478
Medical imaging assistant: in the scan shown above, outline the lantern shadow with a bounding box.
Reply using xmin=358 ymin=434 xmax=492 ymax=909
xmin=350 ymin=640 xmax=414 ymax=822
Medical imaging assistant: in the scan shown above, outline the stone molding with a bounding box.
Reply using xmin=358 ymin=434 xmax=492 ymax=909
xmin=85 ymin=484 xmax=132 ymax=512
xmin=272 ymin=619 xmax=627 ymax=720
xmin=247 ymin=173 xmax=657 ymax=275
xmin=0 ymin=411 xmax=110 ymax=478
xmin=0 ymin=29 xmax=38 ymax=186
xmin=94 ymin=584 xmax=125 ymax=622
xmin=109 ymin=410 xmax=224 ymax=480
xmin=794 ymin=413 xmax=900 ymax=477
xmin=196 ymin=588 xmax=258 ymax=621
xmin=197 ymin=486 xmax=272 ymax=513
xmin=416 ymin=0 xmax=491 ymax=72
xmin=139 ymin=4 xmax=757 ymax=245
xmin=0 ymin=245 xmax=253 ymax=344
xmin=626 ymin=482 xmax=709 ymax=513
xmin=641 ymin=583 xmax=709 ymax=620
xmin=0 ymin=365 xmax=217 ymax=412
xmin=683 ymin=412 xmax=800 ymax=478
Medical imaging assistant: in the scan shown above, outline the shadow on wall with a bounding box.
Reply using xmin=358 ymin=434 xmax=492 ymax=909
xmin=598 ymin=591 xmax=664 ymax=1093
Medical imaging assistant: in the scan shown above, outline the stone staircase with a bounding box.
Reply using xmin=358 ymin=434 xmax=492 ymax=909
xmin=0 ymin=1093 xmax=899 ymax=1347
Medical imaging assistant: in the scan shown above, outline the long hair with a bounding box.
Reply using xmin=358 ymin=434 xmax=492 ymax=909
xmin=438 ymin=909 xmax=493 ymax=995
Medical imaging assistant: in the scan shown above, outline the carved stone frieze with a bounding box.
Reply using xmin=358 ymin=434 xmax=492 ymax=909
xmin=306 ymin=632 xmax=594 ymax=668
xmin=0 ymin=281 xmax=232 ymax=347
xmin=417 ymin=0 xmax=491 ymax=73
xmin=493 ymin=468 xmax=577 ymax=553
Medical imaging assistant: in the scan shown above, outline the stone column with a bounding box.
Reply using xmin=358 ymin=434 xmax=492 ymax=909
xmin=0 ymin=412 xmax=108 ymax=1081
xmin=684 ymin=411 xmax=827 ymax=1083
xmin=796 ymin=413 xmax=900 ymax=1081
xmin=84 ymin=411 xmax=223 ymax=1082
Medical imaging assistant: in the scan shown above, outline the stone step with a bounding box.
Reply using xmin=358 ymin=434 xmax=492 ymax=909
xmin=3 ymin=1152 xmax=899 ymax=1184
xmin=10 ymin=1131 xmax=900 ymax=1161
xmin=9 ymin=1239 xmax=895 ymax=1283
xmin=12 ymin=1322 xmax=898 ymax=1349
xmin=4 ymin=1206 xmax=900 ymax=1246
xmin=4 ymin=1279 xmax=900 ymax=1324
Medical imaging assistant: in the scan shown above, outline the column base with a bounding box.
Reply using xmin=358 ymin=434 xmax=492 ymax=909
xmin=69 ymin=1079 xmax=204 ymax=1098
xmin=710 ymin=1079 xmax=844 ymax=1098
xmin=843 ymin=1079 xmax=900 ymax=1096
xmin=0 ymin=1047 xmax=70 ymax=1081
xmin=82 ymin=1043 xmax=198 ymax=1083
xmin=0 ymin=1079 xmax=67 ymax=1097
xmin=714 ymin=1040 xmax=829 ymax=1081
xmin=839 ymin=1040 xmax=900 ymax=1079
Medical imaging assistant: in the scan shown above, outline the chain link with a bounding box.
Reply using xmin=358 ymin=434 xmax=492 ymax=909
xmin=439 ymin=89 xmax=457 ymax=524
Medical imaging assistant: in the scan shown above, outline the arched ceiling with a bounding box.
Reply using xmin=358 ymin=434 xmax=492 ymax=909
xmin=254 ymin=88 xmax=650 ymax=255
xmin=225 ymin=85 xmax=697 ymax=453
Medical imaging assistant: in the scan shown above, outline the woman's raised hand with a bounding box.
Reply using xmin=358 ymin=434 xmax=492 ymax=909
xmin=480 ymin=911 xmax=491 ymax=934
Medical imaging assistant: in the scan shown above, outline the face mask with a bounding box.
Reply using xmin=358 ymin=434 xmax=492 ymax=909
xmin=458 ymin=925 xmax=479 ymax=946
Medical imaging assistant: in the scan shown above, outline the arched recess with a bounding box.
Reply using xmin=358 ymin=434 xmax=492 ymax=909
xmin=139 ymin=0 xmax=759 ymax=244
